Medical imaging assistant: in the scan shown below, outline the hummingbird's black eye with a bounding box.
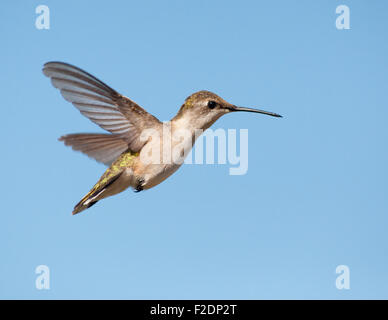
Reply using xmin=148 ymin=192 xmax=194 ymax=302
xmin=207 ymin=101 xmax=217 ymax=109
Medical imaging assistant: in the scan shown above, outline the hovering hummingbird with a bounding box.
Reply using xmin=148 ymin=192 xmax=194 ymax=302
xmin=43 ymin=62 xmax=281 ymax=214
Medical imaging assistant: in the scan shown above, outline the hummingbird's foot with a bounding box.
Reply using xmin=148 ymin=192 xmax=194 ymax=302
xmin=134 ymin=178 xmax=145 ymax=193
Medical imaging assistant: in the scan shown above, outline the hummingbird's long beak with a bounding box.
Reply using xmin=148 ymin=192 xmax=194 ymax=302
xmin=230 ymin=105 xmax=282 ymax=118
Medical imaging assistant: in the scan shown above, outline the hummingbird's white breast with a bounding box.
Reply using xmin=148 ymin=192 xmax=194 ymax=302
xmin=135 ymin=120 xmax=198 ymax=190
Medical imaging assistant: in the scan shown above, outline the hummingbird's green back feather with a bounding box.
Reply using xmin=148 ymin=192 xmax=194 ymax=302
xmin=72 ymin=150 xmax=138 ymax=214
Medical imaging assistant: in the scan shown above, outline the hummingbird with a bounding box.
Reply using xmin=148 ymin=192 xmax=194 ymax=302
xmin=43 ymin=62 xmax=282 ymax=214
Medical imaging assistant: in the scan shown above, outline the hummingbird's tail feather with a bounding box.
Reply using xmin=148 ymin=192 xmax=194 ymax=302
xmin=59 ymin=133 xmax=128 ymax=166
xmin=72 ymin=197 xmax=99 ymax=215
xmin=72 ymin=186 xmax=106 ymax=215
xmin=72 ymin=171 xmax=124 ymax=215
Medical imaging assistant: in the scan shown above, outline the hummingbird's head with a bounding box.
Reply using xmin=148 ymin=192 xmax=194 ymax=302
xmin=174 ymin=90 xmax=281 ymax=130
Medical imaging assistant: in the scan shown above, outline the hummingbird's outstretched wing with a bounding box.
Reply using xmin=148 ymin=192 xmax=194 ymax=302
xmin=43 ymin=61 xmax=162 ymax=153
xmin=58 ymin=133 xmax=129 ymax=166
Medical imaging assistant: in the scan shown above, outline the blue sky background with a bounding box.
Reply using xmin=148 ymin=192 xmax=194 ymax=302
xmin=0 ymin=0 xmax=387 ymax=299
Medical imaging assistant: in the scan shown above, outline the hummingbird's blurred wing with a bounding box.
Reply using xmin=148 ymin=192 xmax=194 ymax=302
xmin=58 ymin=133 xmax=129 ymax=166
xmin=43 ymin=62 xmax=162 ymax=152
